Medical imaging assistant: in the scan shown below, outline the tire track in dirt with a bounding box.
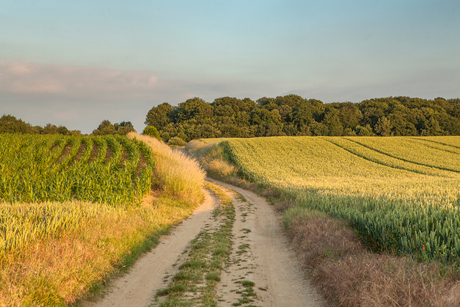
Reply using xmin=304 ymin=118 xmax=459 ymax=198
xmin=81 ymin=188 xmax=217 ymax=307
xmin=82 ymin=179 xmax=325 ymax=307
xmin=210 ymin=178 xmax=326 ymax=307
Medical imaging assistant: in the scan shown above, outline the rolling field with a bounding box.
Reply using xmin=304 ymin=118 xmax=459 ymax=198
xmin=221 ymin=136 xmax=460 ymax=263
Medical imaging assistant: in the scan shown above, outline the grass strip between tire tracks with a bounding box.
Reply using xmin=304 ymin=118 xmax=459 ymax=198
xmin=152 ymin=182 xmax=235 ymax=306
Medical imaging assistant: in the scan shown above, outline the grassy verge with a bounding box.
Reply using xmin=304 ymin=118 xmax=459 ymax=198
xmin=0 ymin=135 xmax=205 ymax=306
xmin=153 ymin=182 xmax=235 ymax=306
xmin=186 ymin=139 xmax=460 ymax=307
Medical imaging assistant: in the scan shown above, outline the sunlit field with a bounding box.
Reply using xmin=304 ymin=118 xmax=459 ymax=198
xmin=0 ymin=133 xmax=204 ymax=306
xmin=222 ymin=136 xmax=460 ymax=263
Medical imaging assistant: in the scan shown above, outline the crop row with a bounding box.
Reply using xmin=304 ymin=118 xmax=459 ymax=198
xmin=0 ymin=134 xmax=155 ymax=206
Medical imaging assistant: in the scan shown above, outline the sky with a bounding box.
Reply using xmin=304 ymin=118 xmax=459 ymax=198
xmin=1 ymin=0 xmax=459 ymax=134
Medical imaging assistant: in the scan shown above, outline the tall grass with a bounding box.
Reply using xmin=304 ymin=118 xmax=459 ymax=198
xmin=0 ymin=198 xmax=196 ymax=306
xmin=128 ymin=133 xmax=205 ymax=203
xmin=185 ymin=140 xmax=237 ymax=178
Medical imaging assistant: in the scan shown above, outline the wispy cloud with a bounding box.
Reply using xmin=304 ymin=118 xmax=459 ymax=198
xmin=0 ymin=61 xmax=271 ymax=133
xmin=0 ymin=62 xmax=164 ymax=98
xmin=0 ymin=62 xmax=272 ymax=102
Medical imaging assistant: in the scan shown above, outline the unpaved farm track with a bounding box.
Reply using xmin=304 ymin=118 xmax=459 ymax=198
xmin=82 ymin=189 xmax=217 ymax=307
xmin=83 ymin=180 xmax=325 ymax=307
xmin=210 ymin=179 xmax=325 ymax=307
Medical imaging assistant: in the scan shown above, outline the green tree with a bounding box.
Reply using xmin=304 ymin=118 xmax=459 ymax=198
xmin=92 ymin=120 xmax=116 ymax=135
xmin=160 ymin=132 xmax=170 ymax=142
xmin=0 ymin=115 xmax=34 ymax=133
xmin=177 ymin=131 xmax=188 ymax=141
xmin=115 ymin=121 xmax=136 ymax=135
xmin=375 ymin=116 xmax=392 ymax=136
xmin=176 ymin=98 xmax=213 ymax=122
xmin=145 ymin=103 xmax=174 ymax=129
xmin=356 ymin=124 xmax=374 ymax=136
xmin=57 ymin=125 xmax=69 ymax=135
xmin=43 ymin=123 xmax=59 ymax=134
xmin=322 ymin=107 xmax=344 ymax=136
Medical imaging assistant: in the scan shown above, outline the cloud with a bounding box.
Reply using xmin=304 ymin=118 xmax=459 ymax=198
xmin=0 ymin=61 xmax=272 ymax=106
xmin=0 ymin=61 xmax=274 ymax=134
xmin=0 ymin=62 xmax=165 ymax=98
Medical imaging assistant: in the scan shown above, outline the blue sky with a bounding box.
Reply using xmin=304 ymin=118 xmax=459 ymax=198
xmin=1 ymin=0 xmax=459 ymax=134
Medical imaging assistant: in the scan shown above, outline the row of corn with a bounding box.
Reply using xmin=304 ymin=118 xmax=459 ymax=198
xmin=0 ymin=134 xmax=155 ymax=206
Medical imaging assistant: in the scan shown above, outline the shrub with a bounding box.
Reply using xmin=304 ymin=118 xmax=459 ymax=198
xmin=161 ymin=132 xmax=170 ymax=142
xmin=143 ymin=126 xmax=161 ymax=140
xmin=168 ymin=137 xmax=187 ymax=147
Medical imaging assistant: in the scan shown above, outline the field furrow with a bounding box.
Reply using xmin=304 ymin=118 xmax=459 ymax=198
xmin=347 ymin=137 xmax=460 ymax=173
xmin=324 ymin=137 xmax=459 ymax=178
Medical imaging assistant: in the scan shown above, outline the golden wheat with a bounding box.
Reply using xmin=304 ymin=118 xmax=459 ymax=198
xmin=219 ymin=136 xmax=460 ymax=263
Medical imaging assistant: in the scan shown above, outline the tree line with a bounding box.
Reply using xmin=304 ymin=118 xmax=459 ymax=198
xmin=0 ymin=115 xmax=135 ymax=136
xmin=144 ymin=95 xmax=460 ymax=141
xmin=0 ymin=115 xmax=82 ymax=135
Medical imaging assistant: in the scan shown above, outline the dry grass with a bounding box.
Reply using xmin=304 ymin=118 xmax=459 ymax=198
xmin=286 ymin=212 xmax=460 ymax=307
xmin=206 ymin=159 xmax=237 ymax=177
xmin=128 ymin=133 xmax=205 ymax=203
xmin=185 ymin=140 xmax=238 ymax=179
xmin=0 ymin=198 xmax=196 ymax=306
xmin=184 ymin=139 xmax=209 ymax=156
xmin=273 ymin=199 xmax=295 ymax=212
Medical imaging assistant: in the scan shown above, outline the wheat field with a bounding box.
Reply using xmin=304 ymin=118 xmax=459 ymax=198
xmin=221 ymin=136 xmax=460 ymax=263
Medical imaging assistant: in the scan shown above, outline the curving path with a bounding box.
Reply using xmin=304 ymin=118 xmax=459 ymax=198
xmin=82 ymin=179 xmax=325 ymax=307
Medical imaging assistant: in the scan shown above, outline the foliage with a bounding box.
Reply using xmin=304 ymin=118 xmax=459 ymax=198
xmin=167 ymin=136 xmax=187 ymax=147
xmin=142 ymin=125 xmax=161 ymax=140
xmin=115 ymin=121 xmax=136 ymax=135
xmin=215 ymin=136 xmax=460 ymax=264
xmin=0 ymin=114 xmax=80 ymax=135
xmin=144 ymin=95 xmax=460 ymax=140
xmin=92 ymin=120 xmax=136 ymax=135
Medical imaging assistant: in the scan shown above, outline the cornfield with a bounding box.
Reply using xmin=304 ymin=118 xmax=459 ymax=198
xmin=0 ymin=133 xmax=155 ymax=258
xmin=221 ymin=136 xmax=460 ymax=263
xmin=0 ymin=134 xmax=155 ymax=205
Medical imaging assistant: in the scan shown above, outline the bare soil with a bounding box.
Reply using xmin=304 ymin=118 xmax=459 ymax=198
xmin=57 ymin=144 xmax=73 ymax=163
xmin=74 ymin=144 xmax=87 ymax=162
xmin=89 ymin=143 xmax=99 ymax=162
xmin=211 ymin=178 xmax=326 ymax=307
xmin=83 ymin=180 xmax=325 ymax=307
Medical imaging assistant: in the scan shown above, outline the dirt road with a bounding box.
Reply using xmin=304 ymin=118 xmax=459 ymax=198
xmin=83 ymin=180 xmax=325 ymax=307
xmin=82 ymin=189 xmax=217 ymax=307
xmin=210 ymin=179 xmax=325 ymax=307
